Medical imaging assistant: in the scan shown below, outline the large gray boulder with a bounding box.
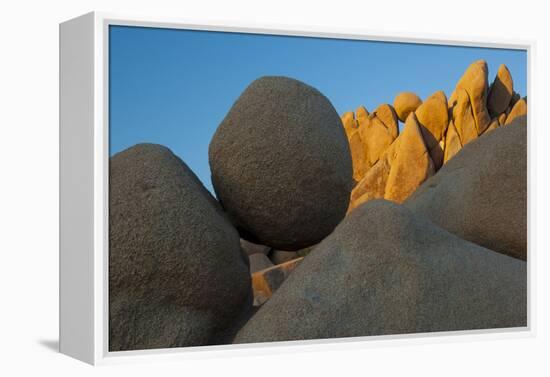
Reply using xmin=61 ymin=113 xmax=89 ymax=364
xmin=209 ymin=76 xmax=353 ymax=251
xmin=109 ymin=144 xmax=251 ymax=351
xmin=233 ymin=200 xmax=526 ymax=344
xmin=406 ymin=116 xmax=527 ymax=260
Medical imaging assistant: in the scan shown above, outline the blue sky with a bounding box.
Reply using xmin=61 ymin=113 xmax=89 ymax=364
xmin=109 ymin=25 xmax=527 ymax=193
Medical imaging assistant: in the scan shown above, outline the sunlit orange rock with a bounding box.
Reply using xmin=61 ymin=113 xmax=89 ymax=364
xmin=415 ymin=90 xmax=449 ymax=170
xmin=385 ymin=113 xmax=435 ymax=203
xmin=454 ymin=59 xmax=491 ymax=134
xmin=393 ymin=91 xmax=422 ymax=122
xmin=451 ymin=88 xmax=478 ymax=146
xmin=443 ymin=119 xmax=462 ymax=164
xmin=505 ymin=98 xmax=527 ymax=125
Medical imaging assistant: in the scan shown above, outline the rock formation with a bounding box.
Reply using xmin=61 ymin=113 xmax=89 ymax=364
xmin=505 ymin=98 xmax=528 ymax=125
xmin=234 ymin=200 xmax=526 ymax=344
xmin=384 ymin=113 xmax=435 ymax=203
xmin=209 ymin=76 xmax=354 ymax=251
xmin=109 ymin=144 xmax=252 ymax=351
xmin=393 ymin=91 xmax=423 ymax=122
xmin=415 ymin=90 xmax=448 ymax=169
xmin=406 ymin=117 xmax=527 ymax=260
xmin=346 ymin=60 xmax=527 ymax=210
xmin=488 ymin=64 xmax=514 ymax=117
xmin=108 ymin=66 xmax=527 ymax=351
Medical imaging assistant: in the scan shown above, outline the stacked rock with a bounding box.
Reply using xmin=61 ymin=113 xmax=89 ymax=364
xmin=109 ymin=77 xmax=355 ymax=349
xmin=109 ymin=68 xmax=527 ymax=350
xmin=346 ymin=60 xmax=527 ymax=211
xmin=234 ymin=120 xmax=527 ymax=343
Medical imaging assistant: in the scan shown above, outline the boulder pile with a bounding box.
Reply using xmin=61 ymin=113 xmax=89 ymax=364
xmin=346 ymin=60 xmax=527 ymax=211
xmin=109 ymin=67 xmax=527 ymax=351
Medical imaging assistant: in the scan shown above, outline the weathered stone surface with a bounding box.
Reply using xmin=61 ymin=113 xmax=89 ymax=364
xmin=483 ymin=118 xmax=500 ymax=134
xmin=394 ymin=92 xmax=422 ymax=122
xmin=234 ymin=200 xmax=526 ymax=343
xmin=406 ymin=118 xmax=527 ymax=260
xmin=270 ymin=250 xmax=299 ymax=265
xmin=209 ymin=76 xmax=353 ymax=251
xmin=362 ymin=116 xmax=396 ymax=166
xmin=443 ymin=120 xmax=462 ymax=164
xmin=296 ymin=245 xmax=316 ymax=257
xmin=348 ymin=138 xmax=400 ymax=212
xmin=355 ymin=105 xmax=369 ymax=126
xmin=341 ymin=111 xmax=358 ymax=138
xmin=505 ymin=98 xmax=527 ymax=125
xmin=454 ymin=60 xmax=491 ymax=134
xmin=415 ymin=91 xmax=449 ymax=170
xmin=240 ymin=239 xmax=270 ymax=256
xmin=374 ymin=104 xmax=399 ymax=139
xmin=488 ymin=64 xmax=514 ymax=117
xmin=451 ymin=88 xmax=478 ymax=146
xmin=348 ymin=129 xmax=370 ymax=182
xmin=109 ymin=144 xmax=251 ymax=351
xmin=385 ymin=113 xmax=435 ymax=203
xmin=249 ymin=253 xmax=274 ymax=274
xmin=251 ymin=258 xmax=304 ymax=306
xmin=357 ymin=105 xmax=398 ymax=167
xmin=498 ymin=112 xmax=507 ymax=126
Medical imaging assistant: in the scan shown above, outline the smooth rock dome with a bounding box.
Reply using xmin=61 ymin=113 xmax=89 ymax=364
xmin=233 ymin=200 xmax=526 ymax=344
xmin=109 ymin=144 xmax=252 ymax=351
xmin=406 ymin=117 xmax=527 ymax=260
xmin=209 ymin=76 xmax=353 ymax=250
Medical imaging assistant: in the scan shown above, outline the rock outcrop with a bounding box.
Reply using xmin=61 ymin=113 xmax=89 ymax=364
xmin=234 ymin=200 xmax=526 ymax=344
xmin=109 ymin=144 xmax=252 ymax=351
xmin=384 ymin=113 xmax=435 ymax=203
xmin=453 ymin=59 xmax=492 ymax=134
xmin=406 ymin=118 xmax=527 ymax=260
xmin=209 ymin=76 xmax=353 ymax=251
xmin=415 ymin=91 xmax=448 ymax=169
xmin=346 ymin=60 xmax=527 ymax=210
xmin=488 ymin=64 xmax=514 ymax=117
xmin=505 ymin=98 xmax=528 ymax=125
xmin=393 ymin=91 xmax=423 ymax=122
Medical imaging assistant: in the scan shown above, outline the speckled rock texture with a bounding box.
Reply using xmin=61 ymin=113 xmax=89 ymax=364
xmin=209 ymin=76 xmax=353 ymax=251
xmin=109 ymin=144 xmax=252 ymax=351
xmin=406 ymin=117 xmax=527 ymax=260
xmin=233 ymin=200 xmax=526 ymax=344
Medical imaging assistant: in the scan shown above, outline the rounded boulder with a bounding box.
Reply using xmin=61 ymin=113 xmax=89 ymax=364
xmin=209 ymin=76 xmax=353 ymax=250
xmin=393 ymin=92 xmax=422 ymax=122
xmin=109 ymin=144 xmax=252 ymax=351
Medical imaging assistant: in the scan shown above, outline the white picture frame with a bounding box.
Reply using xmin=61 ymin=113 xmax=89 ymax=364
xmin=59 ymin=11 xmax=534 ymax=365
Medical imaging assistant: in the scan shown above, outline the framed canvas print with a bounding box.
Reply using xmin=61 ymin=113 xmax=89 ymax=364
xmin=59 ymin=11 xmax=532 ymax=365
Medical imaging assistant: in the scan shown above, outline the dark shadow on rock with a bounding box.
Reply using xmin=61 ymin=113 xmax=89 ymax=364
xmin=38 ymin=339 xmax=59 ymax=352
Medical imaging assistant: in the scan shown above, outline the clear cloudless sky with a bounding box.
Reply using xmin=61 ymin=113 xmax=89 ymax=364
xmin=109 ymin=25 xmax=527 ymax=193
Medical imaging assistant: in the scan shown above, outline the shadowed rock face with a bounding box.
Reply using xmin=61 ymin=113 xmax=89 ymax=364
xmin=406 ymin=117 xmax=527 ymax=260
xmin=488 ymin=64 xmax=514 ymax=117
xmin=505 ymin=98 xmax=527 ymax=125
xmin=233 ymin=200 xmax=526 ymax=344
xmin=109 ymin=144 xmax=252 ymax=351
xmin=209 ymin=76 xmax=353 ymax=251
